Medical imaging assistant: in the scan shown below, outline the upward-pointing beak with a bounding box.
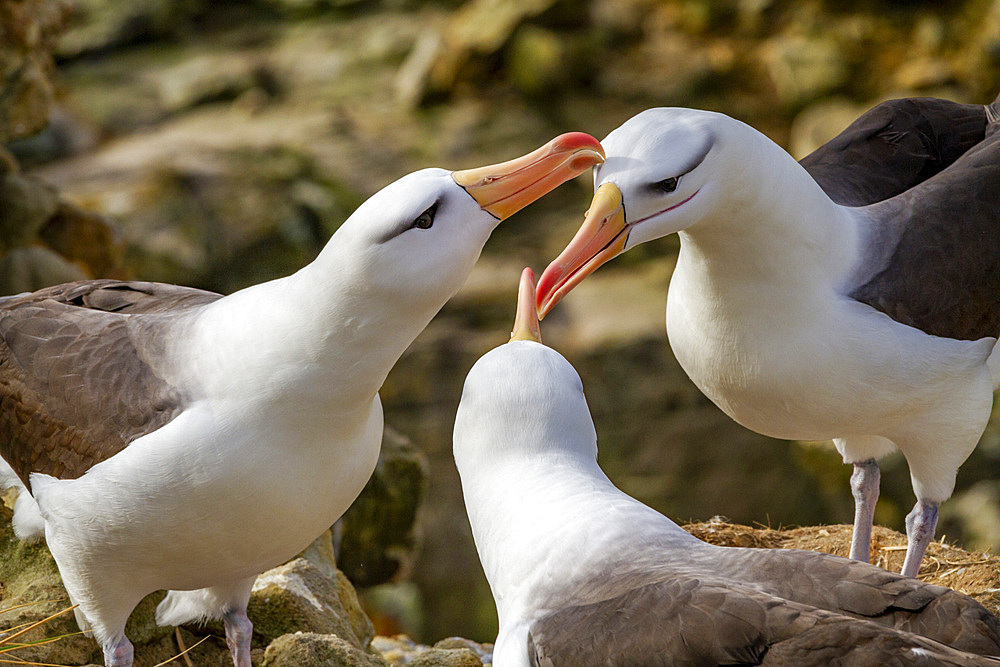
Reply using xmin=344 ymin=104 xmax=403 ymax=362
xmin=453 ymin=132 xmax=605 ymax=221
xmin=510 ymin=267 xmax=542 ymax=343
xmin=536 ymin=182 xmax=628 ymax=319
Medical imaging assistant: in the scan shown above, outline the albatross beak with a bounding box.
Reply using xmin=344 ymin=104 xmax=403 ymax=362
xmin=453 ymin=132 xmax=605 ymax=221
xmin=536 ymin=182 xmax=628 ymax=319
xmin=510 ymin=267 xmax=542 ymax=343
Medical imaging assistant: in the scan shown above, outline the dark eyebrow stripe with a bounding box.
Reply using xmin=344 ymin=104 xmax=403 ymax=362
xmin=677 ymin=133 xmax=714 ymax=175
xmin=376 ymin=199 xmax=441 ymax=244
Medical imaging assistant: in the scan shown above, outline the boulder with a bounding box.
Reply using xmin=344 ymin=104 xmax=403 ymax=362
xmin=263 ymin=632 xmax=388 ymax=667
xmin=339 ymin=425 xmax=429 ymax=588
xmin=372 ymin=634 xmax=491 ymax=667
xmin=0 ymin=504 xmax=96 ymax=665
xmin=249 ymin=555 xmax=375 ymax=649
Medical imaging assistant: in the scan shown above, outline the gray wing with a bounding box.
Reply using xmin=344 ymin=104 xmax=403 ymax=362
xmin=707 ymin=546 xmax=1000 ymax=656
xmin=526 ymin=576 xmax=999 ymax=666
xmin=0 ymin=280 xmax=221 ymax=489
xmin=6 ymin=279 xmax=223 ymax=314
xmin=800 ymin=97 xmax=988 ymax=207
xmin=844 ymin=123 xmax=1000 ymax=340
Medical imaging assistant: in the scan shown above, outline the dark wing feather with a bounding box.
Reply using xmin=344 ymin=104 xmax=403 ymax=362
xmin=707 ymin=546 xmax=1000 ymax=655
xmin=0 ymin=280 xmax=221 ymax=489
xmin=4 ymin=279 xmax=222 ymax=314
xmin=799 ymin=97 xmax=987 ymax=207
xmin=526 ymin=575 xmax=999 ymax=666
xmin=528 ymin=578 xmax=770 ymax=666
xmin=846 ymin=129 xmax=1000 ymax=340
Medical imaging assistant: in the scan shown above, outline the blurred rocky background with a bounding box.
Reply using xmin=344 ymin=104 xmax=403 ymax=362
xmin=1 ymin=0 xmax=1000 ymax=653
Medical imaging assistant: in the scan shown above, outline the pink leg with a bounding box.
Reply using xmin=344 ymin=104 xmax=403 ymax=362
xmin=901 ymin=499 xmax=938 ymax=578
xmin=223 ymin=608 xmax=253 ymax=667
xmin=848 ymin=459 xmax=880 ymax=563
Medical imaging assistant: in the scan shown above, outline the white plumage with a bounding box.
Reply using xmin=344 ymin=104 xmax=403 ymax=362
xmin=537 ymin=101 xmax=1000 ymax=578
xmin=457 ymin=269 xmax=1000 ymax=666
xmin=0 ymin=134 xmax=604 ymax=666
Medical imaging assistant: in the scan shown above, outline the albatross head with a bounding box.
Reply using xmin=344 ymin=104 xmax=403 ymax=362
xmin=536 ymin=108 xmax=743 ymax=318
xmin=327 ymin=133 xmax=604 ymax=315
xmin=454 ymin=267 xmax=598 ymax=478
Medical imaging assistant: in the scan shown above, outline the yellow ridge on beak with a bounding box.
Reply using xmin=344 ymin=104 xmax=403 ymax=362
xmin=510 ymin=267 xmax=542 ymax=343
xmin=536 ymin=182 xmax=628 ymax=319
xmin=453 ymin=132 xmax=605 ymax=221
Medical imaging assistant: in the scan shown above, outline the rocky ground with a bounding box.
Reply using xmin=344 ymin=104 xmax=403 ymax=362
xmin=2 ymin=0 xmax=1000 ymax=651
xmin=1 ymin=509 xmax=996 ymax=666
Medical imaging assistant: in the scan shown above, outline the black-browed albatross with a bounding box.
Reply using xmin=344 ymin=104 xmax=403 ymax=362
xmin=0 ymin=131 xmax=604 ymax=667
xmin=454 ymin=267 xmax=1000 ymax=666
xmin=535 ymin=93 xmax=1000 ymax=580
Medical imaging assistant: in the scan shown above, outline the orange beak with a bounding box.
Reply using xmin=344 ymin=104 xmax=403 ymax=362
xmin=453 ymin=132 xmax=605 ymax=221
xmin=510 ymin=267 xmax=542 ymax=343
xmin=536 ymin=182 xmax=628 ymax=319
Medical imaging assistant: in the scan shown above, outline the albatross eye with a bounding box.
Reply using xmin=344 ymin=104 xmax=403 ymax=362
xmin=657 ymin=177 xmax=679 ymax=193
xmin=411 ymin=204 xmax=437 ymax=230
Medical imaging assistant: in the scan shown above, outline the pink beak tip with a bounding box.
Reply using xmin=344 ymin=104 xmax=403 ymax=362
xmin=551 ymin=132 xmax=606 ymax=158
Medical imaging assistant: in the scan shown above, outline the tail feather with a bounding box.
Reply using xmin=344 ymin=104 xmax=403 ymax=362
xmin=0 ymin=459 xmax=44 ymax=541
xmin=986 ymin=91 xmax=1000 ymax=137
xmin=12 ymin=492 xmax=45 ymax=542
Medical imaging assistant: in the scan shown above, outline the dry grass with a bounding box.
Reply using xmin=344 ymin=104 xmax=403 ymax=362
xmin=685 ymin=519 xmax=1000 ymax=616
xmin=0 ymin=602 xmax=80 ymax=666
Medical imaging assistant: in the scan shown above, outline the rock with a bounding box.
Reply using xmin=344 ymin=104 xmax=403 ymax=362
xmin=0 ymin=171 xmax=59 ymax=249
xmin=0 ymin=504 xmax=96 ymax=664
xmin=0 ymin=0 xmax=69 ymax=142
xmin=248 ymin=555 xmax=375 ymax=649
xmin=372 ymin=635 xmax=491 ymax=666
xmin=263 ymin=632 xmax=388 ymax=667
xmin=338 ymin=425 xmax=429 ymax=588
xmin=0 ymin=503 xmax=389 ymax=665
xmin=410 ymin=647 xmax=483 ymax=667
xmin=0 ymin=245 xmax=87 ymax=294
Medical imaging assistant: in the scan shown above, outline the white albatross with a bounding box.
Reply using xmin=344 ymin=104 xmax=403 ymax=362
xmin=454 ymin=268 xmax=1000 ymax=666
xmin=0 ymin=132 xmax=604 ymax=667
xmin=535 ymin=94 xmax=1000 ymax=579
